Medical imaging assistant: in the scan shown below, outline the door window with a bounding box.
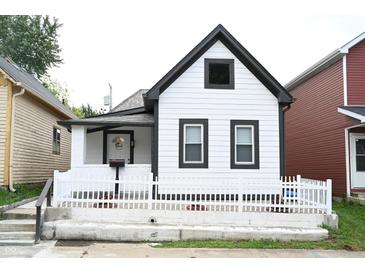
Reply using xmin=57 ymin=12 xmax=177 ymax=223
xmin=356 ymin=139 xmax=365 ymax=171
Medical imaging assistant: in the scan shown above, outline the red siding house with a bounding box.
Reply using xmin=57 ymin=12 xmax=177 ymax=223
xmin=285 ymin=32 xmax=365 ymax=197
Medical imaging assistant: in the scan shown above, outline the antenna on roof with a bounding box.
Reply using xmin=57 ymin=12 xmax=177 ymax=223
xmin=103 ymin=83 xmax=113 ymax=112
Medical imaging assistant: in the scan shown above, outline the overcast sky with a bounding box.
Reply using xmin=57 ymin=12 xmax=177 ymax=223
xmin=9 ymin=0 xmax=364 ymax=111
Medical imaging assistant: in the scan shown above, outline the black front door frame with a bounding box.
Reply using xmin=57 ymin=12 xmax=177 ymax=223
xmin=103 ymin=130 xmax=135 ymax=164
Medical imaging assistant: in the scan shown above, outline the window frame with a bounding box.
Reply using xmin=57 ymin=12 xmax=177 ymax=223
xmin=52 ymin=126 xmax=61 ymax=155
xmin=204 ymin=58 xmax=235 ymax=89
xmin=230 ymin=120 xmax=259 ymax=169
xmin=179 ymin=119 xmax=208 ymax=168
xmin=183 ymin=124 xmax=204 ymax=164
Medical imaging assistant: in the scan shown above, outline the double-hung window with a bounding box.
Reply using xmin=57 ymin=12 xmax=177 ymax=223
xmin=53 ymin=127 xmax=61 ymax=155
xmin=179 ymin=119 xmax=208 ymax=168
xmin=230 ymin=120 xmax=259 ymax=169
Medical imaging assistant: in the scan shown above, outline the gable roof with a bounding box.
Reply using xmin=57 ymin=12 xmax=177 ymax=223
xmin=144 ymin=24 xmax=292 ymax=105
xmin=285 ymin=32 xmax=365 ymax=91
xmin=111 ymin=89 xmax=148 ymax=113
xmin=0 ymin=56 xmax=76 ymax=119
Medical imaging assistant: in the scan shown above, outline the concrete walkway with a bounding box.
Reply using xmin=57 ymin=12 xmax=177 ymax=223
xmin=0 ymin=241 xmax=364 ymax=258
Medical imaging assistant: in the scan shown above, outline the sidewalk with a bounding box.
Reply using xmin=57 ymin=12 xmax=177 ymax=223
xmin=1 ymin=241 xmax=364 ymax=258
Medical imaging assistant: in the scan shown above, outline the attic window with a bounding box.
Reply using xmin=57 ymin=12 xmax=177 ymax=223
xmin=204 ymin=59 xmax=234 ymax=89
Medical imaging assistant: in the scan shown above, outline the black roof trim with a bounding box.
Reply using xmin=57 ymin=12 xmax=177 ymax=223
xmin=58 ymin=121 xmax=154 ymax=127
xmin=80 ymin=106 xmax=147 ymax=119
xmin=145 ymin=24 xmax=293 ymax=104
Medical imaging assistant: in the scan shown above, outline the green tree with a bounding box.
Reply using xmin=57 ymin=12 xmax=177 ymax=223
xmin=72 ymin=104 xmax=103 ymax=118
xmin=0 ymin=15 xmax=62 ymax=78
xmin=42 ymin=77 xmax=101 ymax=118
xmin=42 ymin=76 xmax=70 ymax=106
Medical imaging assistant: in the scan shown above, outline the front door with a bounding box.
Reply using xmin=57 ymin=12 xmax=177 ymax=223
xmin=350 ymin=133 xmax=365 ymax=188
xmin=107 ymin=133 xmax=132 ymax=164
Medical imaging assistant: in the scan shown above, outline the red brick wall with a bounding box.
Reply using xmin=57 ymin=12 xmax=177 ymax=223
xmin=286 ymin=60 xmax=359 ymax=196
xmin=347 ymin=40 xmax=365 ymax=105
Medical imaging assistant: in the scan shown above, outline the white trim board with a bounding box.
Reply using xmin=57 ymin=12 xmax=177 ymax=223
xmin=337 ymin=108 xmax=365 ymax=122
xmin=343 ymin=55 xmax=348 ymax=106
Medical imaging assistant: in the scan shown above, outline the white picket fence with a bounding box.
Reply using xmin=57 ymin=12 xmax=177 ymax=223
xmin=53 ymin=171 xmax=332 ymax=215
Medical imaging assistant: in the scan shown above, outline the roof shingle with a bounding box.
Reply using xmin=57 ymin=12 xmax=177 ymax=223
xmin=0 ymin=56 xmax=76 ymax=118
xmin=111 ymin=89 xmax=148 ymax=112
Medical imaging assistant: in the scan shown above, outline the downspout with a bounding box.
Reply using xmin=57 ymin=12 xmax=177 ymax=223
xmin=279 ymin=104 xmax=291 ymax=177
xmin=8 ymin=88 xmax=25 ymax=192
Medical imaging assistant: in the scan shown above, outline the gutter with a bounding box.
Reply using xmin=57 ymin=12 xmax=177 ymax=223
xmin=8 ymin=88 xmax=25 ymax=192
xmin=285 ymin=50 xmax=344 ymax=91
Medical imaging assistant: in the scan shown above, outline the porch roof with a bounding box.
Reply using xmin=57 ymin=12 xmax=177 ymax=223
xmin=338 ymin=106 xmax=365 ymax=122
xmin=58 ymin=113 xmax=154 ymax=127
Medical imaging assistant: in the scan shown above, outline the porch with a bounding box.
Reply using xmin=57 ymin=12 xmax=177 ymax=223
xmin=338 ymin=106 xmax=365 ymax=196
xmin=59 ymin=111 xmax=156 ymax=179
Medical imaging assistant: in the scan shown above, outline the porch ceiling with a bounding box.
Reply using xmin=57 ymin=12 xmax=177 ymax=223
xmin=58 ymin=113 xmax=154 ymax=127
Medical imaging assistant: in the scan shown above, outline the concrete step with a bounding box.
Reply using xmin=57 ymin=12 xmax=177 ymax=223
xmin=0 ymin=219 xmax=35 ymax=232
xmin=0 ymin=231 xmax=34 ymax=240
xmin=0 ymin=240 xmax=34 ymax=246
xmin=2 ymin=208 xmax=36 ymax=220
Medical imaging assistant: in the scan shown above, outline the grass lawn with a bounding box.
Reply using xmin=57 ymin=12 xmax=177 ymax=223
xmin=158 ymin=200 xmax=365 ymax=250
xmin=0 ymin=184 xmax=43 ymax=207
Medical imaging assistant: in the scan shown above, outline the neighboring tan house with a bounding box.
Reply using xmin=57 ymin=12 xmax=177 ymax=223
xmin=0 ymin=56 xmax=76 ymax=190
xmin=285 ymin=32 xmax=365 ymax=198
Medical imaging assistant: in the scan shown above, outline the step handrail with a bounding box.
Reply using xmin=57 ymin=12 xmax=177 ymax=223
xmin=35 ymin=178 xmax=53 ymax=244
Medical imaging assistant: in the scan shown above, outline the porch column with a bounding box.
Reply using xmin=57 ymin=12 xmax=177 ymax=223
xmin=71 ymin=125 xmax=86 ymax=167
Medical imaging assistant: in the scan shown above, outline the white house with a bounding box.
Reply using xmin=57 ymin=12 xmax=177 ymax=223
xmin=52 ymin=25 xmax=334 ymax=231
xmin=60 ymin=25 xmax=293 ymax=180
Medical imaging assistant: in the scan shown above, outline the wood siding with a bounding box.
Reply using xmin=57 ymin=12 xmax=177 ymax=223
xmin=286 ymin=60 xmax=359 ymax=196
xmin=11 ymin=91 xmax=71 ymax=184
xmin=347 ymin=40 xmax=365 ymax=105
xmin=158 ymin=41 xmax=280 ymax=182
xmin=0 ymin=76 xmax=8 ymax=184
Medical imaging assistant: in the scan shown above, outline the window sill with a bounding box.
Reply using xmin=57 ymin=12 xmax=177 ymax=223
xmin=204 ymin=84 xmax=234 ymax=90
xmin=179 ymin=163 xmax=208 ymax=169
xmin=230 ymin=163 xmax=259 ymax=169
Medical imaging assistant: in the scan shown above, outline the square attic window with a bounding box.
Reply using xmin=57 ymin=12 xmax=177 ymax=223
xmin=204 ymin=58 xmax=234 ymax=89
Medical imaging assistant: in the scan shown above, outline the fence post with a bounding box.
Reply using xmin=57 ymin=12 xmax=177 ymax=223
xmin=53 ymin=170 xmax=59 ymax=207
xmin=296 ymin=174 xmax=301 ymax=183
xmin=148 ymin=174 xmax=154 ymax=210
xmin=239 ymin=181 xmax=243 ymax=213
xmin=326 ymin=179 xmax=332 ymax=214
xmin=296 ymin=174 xmax=301 ymax=206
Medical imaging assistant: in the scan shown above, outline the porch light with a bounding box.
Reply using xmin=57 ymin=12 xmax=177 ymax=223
xmin=112 ymin=136 xmax=125 ymax=149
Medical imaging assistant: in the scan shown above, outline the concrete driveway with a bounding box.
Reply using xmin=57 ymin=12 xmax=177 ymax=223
xmin=0 ymin=241 xmax=364 ymax=258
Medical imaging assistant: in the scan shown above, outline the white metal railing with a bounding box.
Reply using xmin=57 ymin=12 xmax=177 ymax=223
xmin=53 ymin=171 xmax=332 ymax=215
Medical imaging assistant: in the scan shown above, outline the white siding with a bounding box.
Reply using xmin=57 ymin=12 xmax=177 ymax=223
xmin=158 ymin=41 xmax=280 ymax=181
xmin=85 ymin=126 xmax=152 ymax=164
xmin=85 ymin=131 xmax=103 ymax=164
